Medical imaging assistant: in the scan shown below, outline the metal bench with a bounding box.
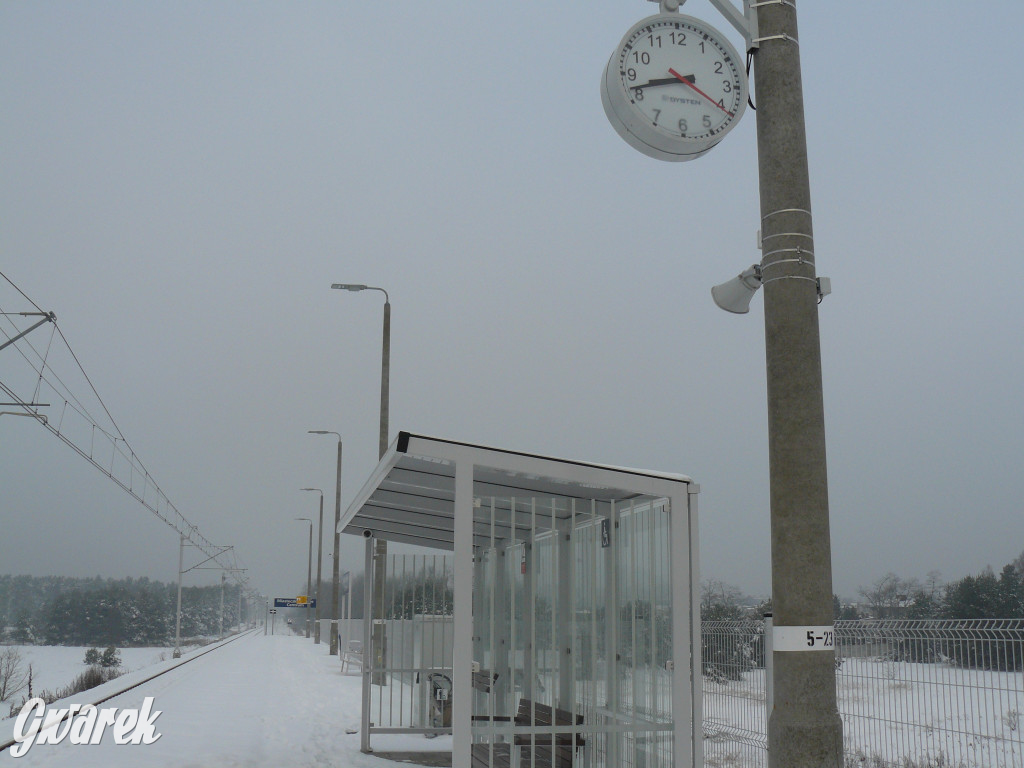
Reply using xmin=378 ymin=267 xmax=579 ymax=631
xmin=471 ymin=698 xmax=585 ymax=768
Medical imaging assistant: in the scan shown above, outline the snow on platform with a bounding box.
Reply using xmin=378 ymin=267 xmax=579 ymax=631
xmin=2 ymin=632 xmax=447 ymax=767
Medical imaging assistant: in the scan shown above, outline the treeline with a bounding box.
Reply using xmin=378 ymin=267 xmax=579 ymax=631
xmin=0 ymin=575 xmax=245 ymax=646
xmin=855 ymin=550 xmax=1024 ymax=620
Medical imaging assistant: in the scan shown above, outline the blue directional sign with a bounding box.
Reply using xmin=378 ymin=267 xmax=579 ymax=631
xmin=274 ymin=597 xmax=316 ymax=608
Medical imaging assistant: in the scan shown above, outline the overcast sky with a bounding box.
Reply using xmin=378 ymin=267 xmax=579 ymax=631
xmin=2 ymin=1 xmax=1022 ymax=603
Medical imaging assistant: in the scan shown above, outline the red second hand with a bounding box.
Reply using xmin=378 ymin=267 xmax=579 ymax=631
xmin=668 ymin=68 xmax=734 ymax=118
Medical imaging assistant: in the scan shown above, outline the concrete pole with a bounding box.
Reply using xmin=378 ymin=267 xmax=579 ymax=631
xmin=305 ymin=522 xmax=313 ymax=639
xmin=173 ymin=533 xmax=184 ymax=658
xmin=752 ymin=2 xmax=843 ymax=766
xmin=219 ymin=573 xmax=225 ymax=639
xmin=379 ymin=299 xmax=390 ymax=459
xmin=315 ymin=492 xmax=324 ymax=644
xmin=330 ymin=439 xmax=343 ymax=655
xmin=371 ymin=299 xmax=390 ymax=682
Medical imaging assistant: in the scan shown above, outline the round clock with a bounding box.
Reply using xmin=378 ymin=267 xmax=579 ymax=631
xmin=601 ymin=13 xmax=748 ymax=161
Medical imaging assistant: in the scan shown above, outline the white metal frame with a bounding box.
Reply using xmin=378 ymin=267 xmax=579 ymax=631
xmin=340 ymin=432 xmax=701 ymax=766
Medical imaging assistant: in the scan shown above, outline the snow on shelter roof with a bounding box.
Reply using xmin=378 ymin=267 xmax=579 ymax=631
xmin=337 ymin=431 xmax=694 ymax=551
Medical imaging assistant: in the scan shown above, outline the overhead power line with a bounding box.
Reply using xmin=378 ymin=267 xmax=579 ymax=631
xmin=0 ymin=273 xmax=248 ymax=587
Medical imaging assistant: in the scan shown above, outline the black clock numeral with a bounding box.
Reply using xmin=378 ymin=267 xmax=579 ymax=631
xmin=632 ymin=51 xmax=650 ymax=65
xmin=714 ymin=61 xmax=724 ymax=74
xmin=678 ymin=118 xmax=688 ymax=134
xmin=652 ymin=108 xmax=661 ymax=126
xmin=635 ymin=88 xmax=644 ymax=102
xmin=647 ymin=34 xmax=662 ymax=48
xmin=723 ymin=80 xmax=732 ymax=93
xmin=703 ymin=115 xmax=712 ymax=128
xmin=670 ymin=31 xmax=686 ymax=45
xmin=627 ymin=68 xmax=637 ymax=82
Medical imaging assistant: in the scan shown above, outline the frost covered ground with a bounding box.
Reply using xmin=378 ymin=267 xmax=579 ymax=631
xmin=2 ymin=630 xmax=448 ymax=767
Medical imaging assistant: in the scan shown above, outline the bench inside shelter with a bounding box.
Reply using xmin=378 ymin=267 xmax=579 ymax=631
xmin=471 ymin=698 xmax=585 ymax=768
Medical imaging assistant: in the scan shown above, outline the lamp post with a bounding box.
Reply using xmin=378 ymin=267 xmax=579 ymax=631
xmin=330 ymin=282 xmax=390 ymax=683
xmin=309 ymin=430 xmax=343 ymax=655
xmin=329 ymin=284 xmax=389 ymax=458
xmin=301 ymin=488 xmax=325 ymax=644
xmin=295 ymin=517 xmax=313 ymax=638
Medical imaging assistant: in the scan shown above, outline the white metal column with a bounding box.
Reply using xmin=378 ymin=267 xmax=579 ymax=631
xmin=452 ymin=456 xmax=474 ymax=767
xmin=670 ymin=483 xmax=702 ymax=767
xmin=361 ymin=535 xmax=374 ymax=754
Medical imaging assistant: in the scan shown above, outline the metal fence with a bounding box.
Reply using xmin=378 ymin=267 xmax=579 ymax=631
xmin=702 ymin=619 xmax=1024 ymax=768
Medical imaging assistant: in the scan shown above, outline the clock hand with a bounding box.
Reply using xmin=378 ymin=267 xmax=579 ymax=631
xmin=630 ymin=74 xmax=695 ymax=90
xmin=668 ymin=68 xmax=735 ymax=117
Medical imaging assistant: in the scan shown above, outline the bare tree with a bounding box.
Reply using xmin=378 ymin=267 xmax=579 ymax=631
xmin=0 ymin=647 xmax=29 ymax=703
xmin=858 ymin=572 xmax=917 ymax=619
xmin=700 ymin=579 xmax=747 ymax=620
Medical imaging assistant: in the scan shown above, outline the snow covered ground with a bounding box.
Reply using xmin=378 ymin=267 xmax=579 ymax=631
xmin=2 ymin=630 xmax=448 ymax=767
xmin=3 ymin=643 xmax=199 ymax=698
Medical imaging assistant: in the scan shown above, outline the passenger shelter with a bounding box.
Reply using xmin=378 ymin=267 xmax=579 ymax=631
xmin=338 ymin=432 xmax=702 ymax=767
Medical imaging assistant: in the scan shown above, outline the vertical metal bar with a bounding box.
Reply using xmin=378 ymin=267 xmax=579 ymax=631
xmin=629 ymin=500 xmax=638 ymax=765
xmin=430 ymin=553 xmax=437 ymax=732
xmin=398 ymin=554 xmax=406 ymax=726
xmin=648 ymin=502 xmax=657 ymax=721
xmin=689 ymin=487 xmax=703 ymax=768
xmin=490 ymin=498 xmax=497 ymax=725
xmin=570 ymin=499 xmax=577 ymax=757
xmin=388 ymin=554 xmax=396 ymax=725
xmin=765 ymin=614 xmax=774 ymax=722
xmin=531 ymin=497 xmax=538 ymax=768
xmin=606 ymin=500 xmax=619 ymax=764
xmin=590 ymin=501 xmax=598 ymax=711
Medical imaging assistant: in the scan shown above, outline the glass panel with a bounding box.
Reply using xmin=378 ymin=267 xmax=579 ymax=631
xmin=613 ymin=500 xmax=674 ymax=767
xmin=468 ymin=479 xmax=677 ymax=767
xmin=367 ymin=552 xmax=454 ymax=733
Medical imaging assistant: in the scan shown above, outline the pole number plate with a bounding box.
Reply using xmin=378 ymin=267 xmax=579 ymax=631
xmin=773 ymin=625 xmax=836 ymax=652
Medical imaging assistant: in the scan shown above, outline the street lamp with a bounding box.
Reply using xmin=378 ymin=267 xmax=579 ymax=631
xmin=330 ymin=282 xmax=391 ymax=682
xmin=300 ymin=488 xmax=324 ymax=644
xmin=295 ymin=517 xmax=313 ymax=639
xmin=309 ymin=430 xmax=343 ymax=655
xmin=329 ymin=284 xmax=390 ymax=458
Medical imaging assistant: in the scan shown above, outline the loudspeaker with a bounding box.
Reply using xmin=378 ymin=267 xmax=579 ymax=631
xmin=711 ymin=266 xmax=762 ymax=314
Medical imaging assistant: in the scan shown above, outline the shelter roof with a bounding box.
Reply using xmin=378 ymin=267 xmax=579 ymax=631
xmin=338 ymin=431 xmax=693 ymax=550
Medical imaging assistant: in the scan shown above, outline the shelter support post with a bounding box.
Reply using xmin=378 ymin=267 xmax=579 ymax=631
xmin=361 ymin=535 xmax=374 ymax=754
xmin=452 ymin=458 xmax=474 ymax=768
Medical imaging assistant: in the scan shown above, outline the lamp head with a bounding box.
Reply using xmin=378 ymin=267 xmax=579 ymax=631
xmin=331 ymin=284 xmax=367 ymax=292
xmin=711 ymin=265 xmax=762 ymax=314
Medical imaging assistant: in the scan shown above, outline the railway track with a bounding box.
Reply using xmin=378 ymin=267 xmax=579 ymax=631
xmin=1 ymin=628 xmax=258 ymax=754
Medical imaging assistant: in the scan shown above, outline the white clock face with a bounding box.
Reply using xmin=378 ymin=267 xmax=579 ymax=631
xmin=602 ymin=14 xmax=748 ymax=161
